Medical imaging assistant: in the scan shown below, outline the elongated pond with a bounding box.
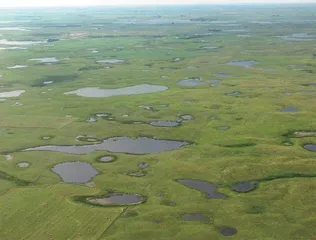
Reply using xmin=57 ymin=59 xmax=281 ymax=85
xmin=64 ymin=84 xmax=168 ymax=98
xmin=0 ymin=90 xmax=25 ymax=98
xmin=29 ymin=57 xmax=59 ymax=63
xmin=24 ymin=137 xmax=190 ymax=154
xmin=177 ymin=179 xmax=227 ymax=199
xmin=228 ymin=61 xmax=257 ymax=67
xmin=87 ymin=193 xmax=146 ymax=206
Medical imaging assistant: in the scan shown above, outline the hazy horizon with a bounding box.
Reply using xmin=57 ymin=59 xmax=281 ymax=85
xmin=1 ymin=0 xmax=316 ymax=8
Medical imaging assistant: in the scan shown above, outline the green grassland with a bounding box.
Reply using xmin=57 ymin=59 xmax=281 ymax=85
xmin=0 ymin=4 xmax=316 ymax=240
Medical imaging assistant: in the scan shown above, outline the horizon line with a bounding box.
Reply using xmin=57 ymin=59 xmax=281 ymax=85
xmin=1 ymin=2 xmax=316 ymax=9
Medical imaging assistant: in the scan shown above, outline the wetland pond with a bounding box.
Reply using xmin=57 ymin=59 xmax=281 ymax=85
xmin=96 ymin=59 xmax=125 ymax=64
xmin=150 ymin=121 xmax=180 ymax=127
xmin=87 ymin=193 xmax=146 ymax=206
xmin=278 ymin=33 xmax=316 ymax=41
xmin=217 ymin=226 xmax=238 ymax=236
xmin=213 ymin=73 xmax=231 ymax=78
xmin=177 ymin=179 xmax=227 ymax=199
xmin=279 ymin=106 xmax=300 ymax=112
xmin=17 ymin=162 xmax=30 ymax=168
xmin=180 ymin=115 xmax=194 ymax=120
xmin=64 ymin=84 xmax=168 ymax=98
xmin=231 ymin=181 xmax=258 ymax=193
xmin=0 ymin=39 xmax=46 ymax=46
xmin=201 ymin=46 xmax=218 ymax=50
xmin=303 ymin=144 xmax=316 ymax=152
xmin=24 ymin=137 xmax=190 ymax=154
xmin=177 ymin=78 xmax=219 ymax=87
xmin=227 ymin=61 xmax=257 ymax=67
xmin=138 ymin=162 xmax=149 ymax=169
xmin=52 ymin=162 xmax=98 ymax=183
xmin=7 ymin=65 xmax=28 ymax=69
xmin=29 ymin=57 xmax=59 ymax=63
xmin=0 ymin=90 xmax=25 ymax=97
xmin=98 ymin=155 xmax=116 ymax=163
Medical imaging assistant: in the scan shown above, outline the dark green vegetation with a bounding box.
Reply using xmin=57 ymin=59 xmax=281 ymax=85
xmin=1 ymin=4 xmax=316 ymax=240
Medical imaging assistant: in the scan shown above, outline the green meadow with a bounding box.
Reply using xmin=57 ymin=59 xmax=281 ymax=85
xmin=0 ymin=4 xmax=316 ymax=240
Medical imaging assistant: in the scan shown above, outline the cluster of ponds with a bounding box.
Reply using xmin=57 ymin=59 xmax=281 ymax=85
xmin=87 ymin=110 xmax=194 ymax=127
xmin=177 ymin=77 xmax=222 ymax=87
xmin=1 ymin=20 xmax=316 ymax=236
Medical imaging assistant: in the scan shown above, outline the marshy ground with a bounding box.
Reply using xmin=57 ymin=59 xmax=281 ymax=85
xmin=0 ymin=4 xmax=316 ymax=240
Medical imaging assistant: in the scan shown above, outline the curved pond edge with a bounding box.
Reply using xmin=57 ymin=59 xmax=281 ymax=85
xmin=231 ymin=172 xmax=316 ymax=193
xmin=72 ymin=192 xmax=147 ymax=207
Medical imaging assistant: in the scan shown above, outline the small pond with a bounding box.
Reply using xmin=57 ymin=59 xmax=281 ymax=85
xmin=227 ymin=61 xmax=257 ymax=67
xmin=96 ymin=59 xmax=125 ymax=64
xmin=150 ymin=121 xmax=180 ymax=127
xmin=280 ymin=106 xmax=300 ymax=112
xmin=29 ymin=57 xmax=59 ymax=63
xmin=42 ymin=136 xmax=52 ymax=140
xmin=213 ymin=73 xmax=231 ymax=78
xmin=98 ymin=155 xmax=116 ymax=163
xmin=177 ymin=78 xmax=214 ymax=87
xmin=201 ymin=46 xmax=218 ymax=50
xmin=87 ymin=193 xmax=146 ymax=206
xmin=17 ymin=162 xmax=30 ymax=168
xmin=138 ymin=162 xmax=149 ymax=169
xmin=180 ymin=115 xmax=194 ymax=120
xmin=217 ymin=226 xmax=238 ymax=236
xmin=303 ymin=144 xmax=316 ymax=152
xmin=87 ymin=117 xmax=97 ymax=123
xmin=231 ymin=181 xmax=258 ymax=193
xmin=126 ymin=171 xmax=147 ymax=177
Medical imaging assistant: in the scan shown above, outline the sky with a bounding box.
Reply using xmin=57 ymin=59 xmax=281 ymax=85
xmin=0 ymin=0 xmax=315 ymax=7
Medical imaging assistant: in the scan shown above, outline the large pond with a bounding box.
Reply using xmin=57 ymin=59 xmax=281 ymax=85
xmin=24 ymin=137 xmax=190 ymax=155
xmin=0 ymin=90 xmax=25 ymax=97
xmin=64 ymin=84 xmax=168 ymax=98
xmin=0 ymin=39 xmax=46 ymax=46
xmin=7 ymin=65 xmax=28 ymax=69
xmin=29 ymin=57 xmax=59 ymax=63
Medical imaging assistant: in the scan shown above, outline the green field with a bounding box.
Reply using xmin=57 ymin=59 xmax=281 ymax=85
xmin=1 ymin=4 xmax=316 ymax=240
